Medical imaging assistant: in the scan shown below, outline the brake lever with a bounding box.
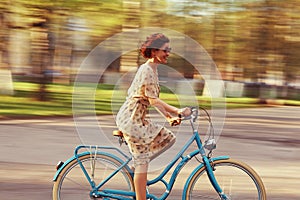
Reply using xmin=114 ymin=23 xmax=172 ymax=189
xmin=190 ymin=107 xmax=198 ymax=122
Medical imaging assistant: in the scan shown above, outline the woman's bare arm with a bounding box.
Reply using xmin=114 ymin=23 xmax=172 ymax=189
xmin=148 ymin=97 xmax=179 ymax=119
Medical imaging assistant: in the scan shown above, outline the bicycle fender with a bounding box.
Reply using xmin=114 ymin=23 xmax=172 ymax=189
xmin=53 ymin=151 xmax=129 ymax=181
xmin=53 ymin=151 xmax=90 ymax=181
xmin=181 ymin=156 xmax=230 ymax=199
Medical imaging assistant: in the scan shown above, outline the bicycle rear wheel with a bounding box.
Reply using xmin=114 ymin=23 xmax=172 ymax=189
xmin=53 ymin=153 xmax=134 ymax=200
xmin=184 ymin=158 xmax=266 ymax=200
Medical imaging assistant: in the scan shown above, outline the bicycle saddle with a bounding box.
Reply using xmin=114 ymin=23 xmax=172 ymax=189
xmin=113 ymin=130 xmax=127 ymax=145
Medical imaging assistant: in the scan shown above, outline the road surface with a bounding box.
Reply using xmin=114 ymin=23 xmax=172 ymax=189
xmin=0 ymin=106 xmax=299 ymax=199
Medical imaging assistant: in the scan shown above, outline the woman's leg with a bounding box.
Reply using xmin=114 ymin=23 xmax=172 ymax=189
xmin=149 ymin=128 xmax=176 ymax=161
xmin=134 ymin=163 xmax=148 ymax=200
xmin=122 ymin=134 xmax=149 ymax=199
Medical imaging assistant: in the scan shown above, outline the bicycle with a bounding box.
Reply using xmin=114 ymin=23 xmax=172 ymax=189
xmin=52 ymin=107 xmax=266 ymax=200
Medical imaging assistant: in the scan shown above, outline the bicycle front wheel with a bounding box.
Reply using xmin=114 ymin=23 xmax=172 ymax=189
xmin=53 ymin=153 xmax=134 ymax=200
xmin=184 ymin=158 xmax=266 ymax=200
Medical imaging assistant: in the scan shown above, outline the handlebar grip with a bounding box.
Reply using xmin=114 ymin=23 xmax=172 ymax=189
xmin=180 ymin=107 xmax=198 ymax=122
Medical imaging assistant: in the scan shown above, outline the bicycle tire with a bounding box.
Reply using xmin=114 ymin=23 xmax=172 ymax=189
xmin=53 ymin=152 xmax=134 ymax=200
xmin=184 ymin=158 xmax=266 ymax=200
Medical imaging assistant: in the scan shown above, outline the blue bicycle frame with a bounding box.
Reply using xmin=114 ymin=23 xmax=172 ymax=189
xmin=54 ymin=134 xmax=229 ymax=199
xmin=53 ymin=109 xmax=230 ymax=200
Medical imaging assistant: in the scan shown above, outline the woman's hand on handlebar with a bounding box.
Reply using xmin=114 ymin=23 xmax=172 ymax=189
xmin=168 ymin=107 xmax=191 ymax=126
xmin=178 ymin=107 xmax=192 ymax=117
xmin=168 ymin=116 xmax=181 ymax=126
xmin=167 ymin=107 xmax=194 ymax=126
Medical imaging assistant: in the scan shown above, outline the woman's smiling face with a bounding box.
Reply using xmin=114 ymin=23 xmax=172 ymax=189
xmin=153 ymin=42 xmax=171 ymax=64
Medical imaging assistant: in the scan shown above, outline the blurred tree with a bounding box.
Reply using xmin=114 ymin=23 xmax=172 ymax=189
xmin=1 ymin=0 xmax=299 ymax=100
xmin=167 ymin=0 xmax=300 ymax=85
xmin=0 ymin=0 xmax=9 ymax=69
xmin=276 ymin=1 xmax=300 ymax=85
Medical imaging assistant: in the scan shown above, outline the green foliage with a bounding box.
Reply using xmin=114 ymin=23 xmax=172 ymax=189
xmin=1 ymin=82 xmax=298 ymax=118
xmin=1 ymin=0 xmax=300 ymax=87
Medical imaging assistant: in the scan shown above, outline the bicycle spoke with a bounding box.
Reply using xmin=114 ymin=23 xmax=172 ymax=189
xmin=190 ymin=194 xmax=221 ymax=200
xmin=53 ymin=153 xmax=134 ymax=200
xmin=185 ymin=159 xmax=266 ymax=200
xmin=63 ymin=176 xmax=90 ymax=189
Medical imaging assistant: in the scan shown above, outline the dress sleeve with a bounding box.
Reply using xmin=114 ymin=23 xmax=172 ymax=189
xmin=143 ymin=83 xmax=159 ymax=99
xmin=141 ymin=66 xmax=159 ymax=99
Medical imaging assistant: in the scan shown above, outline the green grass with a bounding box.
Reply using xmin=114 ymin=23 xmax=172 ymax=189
xmin=0 ymin=82 xmax=299 ymax=119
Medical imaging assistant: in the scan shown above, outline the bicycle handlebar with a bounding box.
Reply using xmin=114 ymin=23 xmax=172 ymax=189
xmin=181 ymin=107 xmax=198 ymax=123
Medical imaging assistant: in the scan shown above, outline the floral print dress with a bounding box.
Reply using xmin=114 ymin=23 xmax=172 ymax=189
xmin=116 ymin=63 xmax=176 ymax=166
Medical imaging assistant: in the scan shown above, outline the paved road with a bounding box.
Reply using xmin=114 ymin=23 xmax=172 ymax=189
xmin=0 ymin=106 xmax=299 ymax=199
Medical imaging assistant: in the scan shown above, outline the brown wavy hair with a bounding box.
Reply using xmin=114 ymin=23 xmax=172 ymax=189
xmin=140 ymin=33 xmax=170 ymax=59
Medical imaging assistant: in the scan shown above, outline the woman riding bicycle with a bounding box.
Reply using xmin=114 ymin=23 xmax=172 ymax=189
xmin=116 ymin=33 xmax=190 ymax=200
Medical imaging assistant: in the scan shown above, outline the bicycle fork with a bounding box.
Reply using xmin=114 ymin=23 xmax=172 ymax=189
xmin=203 ymin=156 xmax=230 ymax=200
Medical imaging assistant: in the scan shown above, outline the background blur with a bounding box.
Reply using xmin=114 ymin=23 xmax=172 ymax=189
xmin=0 ymin=2 xmax=299 ymax=199
xmin=0 ymin=0 xmax=299 ymax=102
